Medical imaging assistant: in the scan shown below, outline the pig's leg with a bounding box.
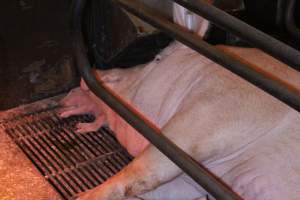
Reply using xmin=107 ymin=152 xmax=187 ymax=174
xmin=135 ymin=174 xmax=211 ymax=200
xmin=59 ymin=87 xmax=85 ymax=111
xmin=58 ymin=88 xmax=99 ymax=117
xmin=75 ymin=143 xmax=212 ymax=200
xmin=74 ymin=82 xmax=249 ymax=200
xmin=58 ymin=87 xmax=105 ymax=133
xmin=57 ymin=67 xmax=131 ymax=133
xmin=75 ymin=144 xmax=182 ymax=200
xmin=75 ymin=105 xmax=218 ymax=200
xmin=75 ymin=116 xmax=106 ymax=133
xmin=57 ymin=69 xmax=122 ymax=130
xmin=67 ymin=65 xmax=145 ymax=134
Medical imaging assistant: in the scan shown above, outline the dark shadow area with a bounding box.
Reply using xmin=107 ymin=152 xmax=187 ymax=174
xmin=0 ymin=0 xmax=78 ymax=110
xmin=1 ymin=0 xmax=299 ymax=110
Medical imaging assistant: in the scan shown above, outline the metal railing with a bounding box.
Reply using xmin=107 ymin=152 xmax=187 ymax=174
xmin=71 ymin=0 xmax=300 ymax=199
xmin=173 ymin=0 xmax=300 ymax=71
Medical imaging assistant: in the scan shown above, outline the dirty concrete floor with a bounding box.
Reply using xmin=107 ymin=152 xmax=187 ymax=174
xmin=0 ymin=127 xmax=61 ymax=200
xmin=0 ymin=96 xmax=62 ymax=200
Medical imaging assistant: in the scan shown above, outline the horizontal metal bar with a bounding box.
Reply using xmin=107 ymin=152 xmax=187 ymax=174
xmin=71 ymin=0 xmax=241 ymax=200
xmin=115 ymin=0 xmax=300 ymax=112
xmin=173 ymin=0 xmax=300 ymax=71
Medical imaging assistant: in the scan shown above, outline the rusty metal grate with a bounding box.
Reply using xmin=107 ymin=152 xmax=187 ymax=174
xmin=1 ymin=107 xmax=133 ymax=200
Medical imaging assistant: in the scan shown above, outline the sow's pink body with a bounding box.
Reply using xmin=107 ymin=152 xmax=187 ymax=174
xmin=58 ymin=2 xmax=300 ymax=200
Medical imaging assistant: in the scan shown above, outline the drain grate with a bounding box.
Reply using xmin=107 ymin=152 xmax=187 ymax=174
xmin=1 ymin=107 xmax=133 ymax=200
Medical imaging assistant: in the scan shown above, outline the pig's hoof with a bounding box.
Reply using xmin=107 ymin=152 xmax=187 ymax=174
xmin=75 ymin=116 xmax=105 ymax=133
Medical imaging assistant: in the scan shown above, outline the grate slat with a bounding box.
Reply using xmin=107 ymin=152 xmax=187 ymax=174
xmin=49 ymin=129 xmax=86 ymax=164
xmin=1 ymin=106 xmax=133 ymax=200
xmin=42 ymin=133 xmax=76 ymax=167
xmin=59 ymin=173 xmax=80 ymax=194
xmin=48 ymin=177 xmax=70 ymax=200
xmin=65 ymin=171 xmax=85 ymax=192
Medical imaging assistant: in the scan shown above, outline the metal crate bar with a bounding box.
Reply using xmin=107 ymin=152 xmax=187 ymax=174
xmin=72 ymin=1 xmax=242 ymax=200
xmin=173 ymin=0 xmax=300 ymax=71
xmin=71 ymin=0 xmax=300 ymax=200
xmin=114 ymin=0 xmax=300 ymax=112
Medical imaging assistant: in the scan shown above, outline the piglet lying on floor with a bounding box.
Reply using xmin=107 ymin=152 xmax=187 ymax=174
xmin=58 ymin=3 xmax=300 ymax=200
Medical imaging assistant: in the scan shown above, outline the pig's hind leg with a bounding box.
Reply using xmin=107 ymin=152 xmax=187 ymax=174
xmin=75 ymin=94 xmax=221 ymax=200
xmin=135 ymin=173 xmax=210 ymax=200
xmin=75 ymin=144 xmax=182 ymax=200
xmin=75 ymin=142 xmax=210 ymax=200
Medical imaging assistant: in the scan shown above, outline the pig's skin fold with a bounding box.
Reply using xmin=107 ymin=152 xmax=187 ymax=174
xmin=60 ymin=2 xmax=300 ymax=199
xmin=60 ymin=41 xmax=300 ymax=200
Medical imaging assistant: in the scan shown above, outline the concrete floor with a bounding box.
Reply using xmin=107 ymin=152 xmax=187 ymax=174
xmin=0 ymin=96 xmax=63 ymax=199
xmin=0 ymin=127 xmax=61 ymax=200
